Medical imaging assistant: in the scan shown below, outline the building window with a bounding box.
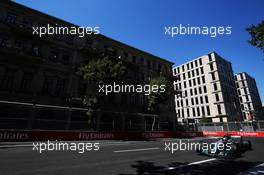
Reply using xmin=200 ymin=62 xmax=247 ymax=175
xmin=199 ymin=58 xmax=202 ymax=65
xmin=241 ymin=104 xmax=245 ymax=110
xmin=173 ymin=69 xmax=177 ymax=75
xmin=194 ymin=88 xmax=197 ymax=95
xmin=199 ymin=87 xmax=202 ymax=94
xmin=239 ymin=97 xmax=243 ymax=103
xmin=158 ymin=64 xmax=162 ymax=72
xmin=132 ymin=56 xmax=136 ymax=63
xmin=192 ymin=108 xmax=196 ymax=117
xmin=247 ymin=103 xmax=251 ymax=110
xmin=196 ymin=69 xmax=199 ymax=75
xmin=191 ymin=98 xmax=194 ymax=105
xmin=206 ymin=106 xmax=211 ymax=115
xmin=242 ymin=80 xmax=246 ymax=87
xmin=197 ymin=107 xmax=200 ymax=116
xmin=244 ymin=88 xmax=248 ymax=94
xmin=211 ymin=72 xmax=216 ymax=80
xmin=200 ymin=96 xmax=204 ymax=104
xmin=188 ymin=72 xmax=191 ymax=78
xmin=203 ymin=86 xmax=207 ymax=93
xmin=193 ymin=79 xmax=196 ymax=86
xmin=184 ymin=90 xmax=187 ymax=97
xmin=213 ymin=83 xmax=218 ymax=91
xmin=20 ymin=72 xmax=33 ymax=92
xmin=42 ymin=75 xmax=55 ymax=95
xmin=242 ymin=112 xmax=246 ymax=120
xmin=200 ymin=67 xmax=204 ymax=74
xmin=210 ymin=63 xmax=214 ymax=71
xmin=191 ymin=62 xmax=194 ymax=69
xmin=195 ymin=97 xmax=199 ymax=104
xmin=5 ymin=12 xmax=17 ymax=24
xmin=217 ymin=104 xmax=222 ymax=114
xmin=205 ymin=95 xmax=209 ymax=103
xmin=195 ymin=60 xmax=198 ymax=67
xmin=186 ymin=99 xmax=189 ymax=106
xmin=187 ymin=108 xmax=190 ymax=117
xmin=215 ymin=93 xmax=219 ymax=101
xmin=192 ymin=70 xmax=195 ymax=77
xmin=197 ymin=77 xmax=201 ymax=85
xmin=55 ymin=78 xmax=65 ymax=96
xmin=1 ymin=68 xmax=15 ymax=90
xmin=202 ymin=76 xmax=205 ymax=83
xmin=240 ymin=74 xmax=244 ymax=80
xmin=187 ymin=63 xmax=190 ymax=70
xmin=246 ymin=95 xmax=249 ymax=101
xmin=201 ymin=106 xmax=205 ymax=116
xmin=182 ymin=65 xmax=185 ymax=72
xmin=208 ymin=54 xmax=212 ymax=62
xmin=190 ymin=89 xmax=193 ymax=96
xmin=147 ymin=60 xmax=151 ymax=68
xmin=21 ymin=17 xmax=32 ymax=29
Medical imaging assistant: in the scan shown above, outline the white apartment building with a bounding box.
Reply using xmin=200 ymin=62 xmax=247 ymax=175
xmin=235 ymin=72 xmax=262 ymax=121
xmin=173 ymin=52 xmax=242 ymax=123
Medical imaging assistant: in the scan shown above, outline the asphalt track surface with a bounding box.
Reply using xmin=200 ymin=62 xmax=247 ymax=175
xmin=0 ymin=137 xmax=263 ymax=175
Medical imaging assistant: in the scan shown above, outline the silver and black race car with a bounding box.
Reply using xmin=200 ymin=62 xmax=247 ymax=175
xmin=196 ymin=135 xmax=252 ymax=158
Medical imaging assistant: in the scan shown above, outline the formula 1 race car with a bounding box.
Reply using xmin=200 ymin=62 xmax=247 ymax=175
xmin=196 ymin=135 xmax=252 ymax=158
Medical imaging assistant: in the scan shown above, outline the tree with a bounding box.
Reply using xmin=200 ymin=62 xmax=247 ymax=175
xmin=77 ymin=54 xmax=126 ymax=130
xmin=147 ymin=75 xmax=171 ymax=113
xmin=246 ymin=20 xmax=264 ymax=53
xmin=78 ymin=57 xmax=126 ymax=84
xmin=147 ymin=76 xmax=173 ymax=131
xmin=200 ymin=116 xmax=211 ymax=123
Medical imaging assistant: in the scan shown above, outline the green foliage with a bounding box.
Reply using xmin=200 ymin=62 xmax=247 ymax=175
xmin=77 ymin=57 xmax=126 ymax=84
xmin=200 ymin=116 xmax=211 ymax=123
xmin=147 ymin=76 xmax=171 ymax=112
xmin=77 ymin=55 xmax=127 ymax=130
xmin=246 ymin=20 xmax=264 ymax=53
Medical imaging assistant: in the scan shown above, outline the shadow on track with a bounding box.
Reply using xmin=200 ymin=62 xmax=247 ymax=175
xmin=119 ymin=160 xmax=261 ymax=175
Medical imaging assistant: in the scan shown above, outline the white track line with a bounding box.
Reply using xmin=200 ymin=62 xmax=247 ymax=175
xmin=0 ymin=144 xmax=32 ymax=148
xmin=114 ymin=147 xmax=160 ymax=153
xmin=167 ymin=158 xmax=216 ymax=170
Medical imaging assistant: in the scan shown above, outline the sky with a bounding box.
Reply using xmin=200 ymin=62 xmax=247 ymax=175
xmin=14 ymin=0 xmax=264 ymax=103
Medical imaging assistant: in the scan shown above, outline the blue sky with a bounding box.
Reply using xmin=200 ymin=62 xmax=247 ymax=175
xmin=15 ymin=0 xmax=264 ymax=103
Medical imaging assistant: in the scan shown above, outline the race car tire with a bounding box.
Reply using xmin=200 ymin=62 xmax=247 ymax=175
xmin=242 ymin=140 xmax=252 ymax=150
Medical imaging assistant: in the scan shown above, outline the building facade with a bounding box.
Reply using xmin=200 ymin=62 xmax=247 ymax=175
xmin=235 ymin=72 xmax=262 ymax=121
xmin=0 ymin=1 xmax=175 ymax=131
xmin=174 ymin=52 xmax=242 ymax=123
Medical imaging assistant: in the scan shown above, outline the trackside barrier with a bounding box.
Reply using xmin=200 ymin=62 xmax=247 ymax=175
xmin=0 ymin=130 xmax=264 ymax=142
